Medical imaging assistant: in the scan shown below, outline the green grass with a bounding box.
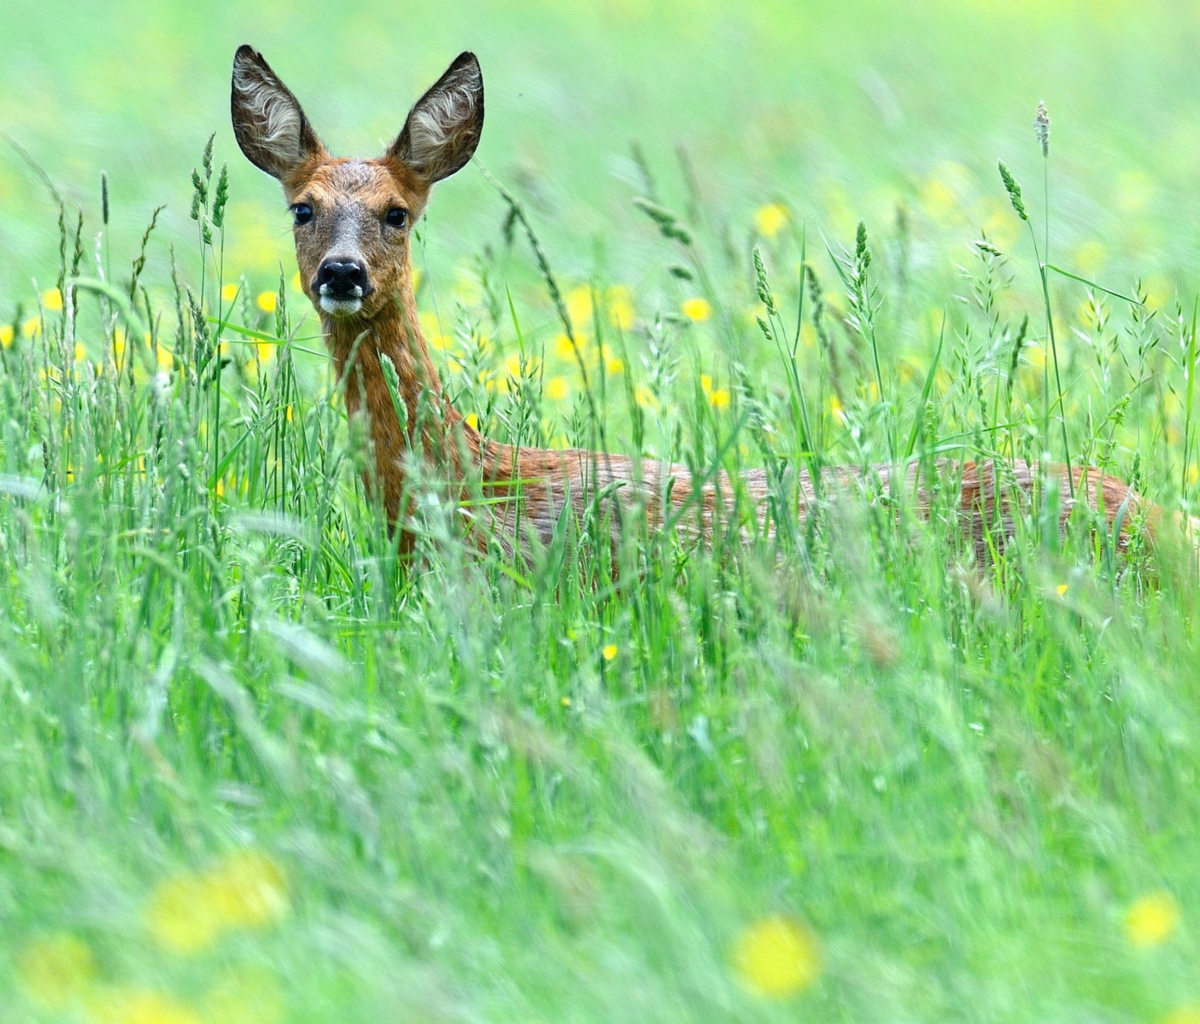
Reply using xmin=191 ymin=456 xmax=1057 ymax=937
xmin=5 ymin=1 xmax=1200 ymax=1021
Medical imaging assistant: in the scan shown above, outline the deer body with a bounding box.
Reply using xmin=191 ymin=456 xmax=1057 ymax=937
xmin=231 ymin=46 xmax=1143 ymax=566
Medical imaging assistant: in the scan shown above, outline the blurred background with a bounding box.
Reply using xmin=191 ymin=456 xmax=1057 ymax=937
xmin=3 ymin=0 xmax=1200 ymax=310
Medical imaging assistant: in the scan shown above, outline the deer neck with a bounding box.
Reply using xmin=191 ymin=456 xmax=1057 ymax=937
xmin=321 ymin=275 xmax=475 ymax=524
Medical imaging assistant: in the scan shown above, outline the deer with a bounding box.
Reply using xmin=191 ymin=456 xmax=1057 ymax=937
xmin=230 ymin=45 xmax=1148 ymax=572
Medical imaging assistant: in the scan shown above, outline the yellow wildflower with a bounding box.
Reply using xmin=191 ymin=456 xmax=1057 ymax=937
xmin=546 ymin=376 xmax=570 ymax=402
xmin=700 ymin=374 xmax=713 ymax=394
xmin=256 ymin=291 xmax=277 ymax=314
xmin=465 ymin=412 xmax=479 ymax=431
xmin=1125 ymin=891 xmax=1180 ymax=948
xmin=87 ymin=987 xmax=202 ymax=1024
xmin=554 ymin=333 xmax=582 ymax=362
xmin=1056 ymin=584 xmax=1069 ymax=597
xmin=754 ymin=202 xmax=789 ymax=239
xmin=560 ymin=696 xmax=571 ymax=707
xmin=709 ymin=388 xmax=731 ymax=410
xmin=732 ymin=915 xmax=821 ymax=998
xmin=607 ymin=285 xmax=636 ymax=330
xmin=602 ymin=644 xmax=618 ymax=661
xmin=220 ymin=283 xmax=239 ymax=303
xmin=567 ymin=285 xmax=593 ymax=329
xmin=75 ymin=343 xmax=88 ymax=362
xmin=412 ymin=266 xmax=423 ymax=293
xmin=22 ymin=316 xmax=42 ymax=339
xmin=156 ymin=345 xmax=174 ymax=370
xmin=42 ymin=287 xmax=63 ymax=312
xmin=16 ymin=934 xmax=96 ymax=1009
xmin=144 ymin=872 xmax=223 ymax=953
xmin=634 ymin=384 xmax=658 ymax=410
xmin=1162 ymin=1007 xmax=1200 ymax=1024
xmin=0 ymin=324 xmax=13 ymax=347
xmin=606 ymin=356 xmax=624 ymax=375
xmin=800 ymin=323 xmax=816 ymax=348
xmin=681 ymin=297 xmax=711 ymax=322
xmin=829 ymin=395 xmax=845 ymax=421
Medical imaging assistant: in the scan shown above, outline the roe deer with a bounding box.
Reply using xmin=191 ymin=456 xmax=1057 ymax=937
xmin=231 ymin=45 xmax=1146 ymax=568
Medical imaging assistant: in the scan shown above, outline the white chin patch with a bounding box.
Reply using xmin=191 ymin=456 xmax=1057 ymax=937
xmin=319 ymin=296 xmax=364 ymax=317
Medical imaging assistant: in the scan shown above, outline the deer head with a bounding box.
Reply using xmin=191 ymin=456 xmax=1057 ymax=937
xmin=230 ymin=46 xmax=484 ymax=324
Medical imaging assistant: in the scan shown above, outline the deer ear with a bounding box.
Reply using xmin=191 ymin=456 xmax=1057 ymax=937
xmin=389 ymin=52 xmax=484 ymax=184
xmin=231 ymin=45 xmax=324 ymax=181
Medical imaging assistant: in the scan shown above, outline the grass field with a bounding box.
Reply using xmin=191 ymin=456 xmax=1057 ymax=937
xmin=6 ymin=1 xmax=1200 ymax=1021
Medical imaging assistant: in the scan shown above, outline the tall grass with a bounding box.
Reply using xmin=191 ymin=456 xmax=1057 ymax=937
xmin=3 ymin=118 xmax=1200 ymax=1024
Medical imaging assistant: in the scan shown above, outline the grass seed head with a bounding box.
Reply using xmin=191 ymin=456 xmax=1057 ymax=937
xmin=998 ymin=161 xmax=1029 ymax=221
xmin=1035 ymin=100 xmax=1051 ymax=158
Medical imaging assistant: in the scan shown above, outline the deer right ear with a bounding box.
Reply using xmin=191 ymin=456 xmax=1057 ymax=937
xmin=231 ymin=45 xmax=324 ymax=182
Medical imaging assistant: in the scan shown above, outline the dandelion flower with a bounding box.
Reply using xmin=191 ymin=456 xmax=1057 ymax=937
xmin=634 ymin=384 xmax=658 ymax=410
xmin=546 ymin=376 xmax=570 ymax=402
xmin=42 ymin=288 xmax=63 ymax=312
xmin=75 ymin=343 xmax=88 ymax=362
xmin=700 ymin=374 xmax=713 ymax=395
xmin=220 ymin=283 xmax=239 ymax=303
xmin=256 ymin=291 xmax=277 ymax=314
xmin=1125 ymin=891 xmax=1180 ymax=948
xmin=567 ymin=286 xmax=593 ymax=329
xmin=464 ymin=412 xmax=480 ymax=431
xmin=0 ymin=324 xmax=13 ymax=347
xmin=16 ymin=934 xmax=95 ymax=1009
xmin=732 ymin=915 xmax=821 ymax=998
xmin=602 ymin=644 xmax=618 ymax=661
xmin=607 ymin=286 xmax=636 ymax=330
xmin=144 ymin=873 xmax=224 ymax=953
xmin=22 ymin=316 xmax=42 ymax=339
xmin=754 ymin=202 xmax=789 ymax=239
xmin=709 ymin=388 xmax=731 ymax=410
xmin=1056 ymin=584 xmax=1068 ymax=597
xmin=681 ymin=297 xmax=711 ymax=322
xmin=554 ymin=333 xmax=582 ymax=362
xmin=86 ymin=987 xmax=202 ymax=1024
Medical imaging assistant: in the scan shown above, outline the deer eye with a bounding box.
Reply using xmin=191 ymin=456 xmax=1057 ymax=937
xmin=291 ymin=203 xmax=313 ymax=226
xmin=384 ymin=207 xmax=408 ymax=229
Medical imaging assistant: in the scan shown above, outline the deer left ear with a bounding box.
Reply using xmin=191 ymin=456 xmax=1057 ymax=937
xmin=389 ymin=52 xmax=484 ymax=184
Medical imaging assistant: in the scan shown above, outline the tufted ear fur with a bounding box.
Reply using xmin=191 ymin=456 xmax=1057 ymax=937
xmin=389 ymin=52 xmax=484 ymax=184
xmin=231 ymin=45 xmax=325 ymax=181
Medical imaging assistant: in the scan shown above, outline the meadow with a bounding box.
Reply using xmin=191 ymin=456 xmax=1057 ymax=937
xmin=5 ymin=1 xmax=1200 ymax=1021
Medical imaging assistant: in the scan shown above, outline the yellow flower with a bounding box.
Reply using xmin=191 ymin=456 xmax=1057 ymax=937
xmin=464 ymin=412 xmax=480 ymax=431
xmin=220 ymin=283 xmax=239 ymax=303
xmin=0 ymin=324 xmax=13 ymax=347
xmin=700 ymin=374 xmax=713 ymax=394
xmin=156 ymin=345 xmax=174 ymax=370
xmin=607 ymin=286 xmax=636 ymax=330
xmin=732 ymin=915 xmax=821 ymax=998
xmin=144 ymin=872 xmax=223 ymax=953
xmin=709 ymin=388 xmax=731 ymax=410
xmin=16 ymin=934 xmax=96 ymax=1009
xmin=256 ymin=291 xmax=277 ymax=314
xmin=681 ymin=297 xmax=711 ymax=322
xmin=411 ymin=266 xmax=423 ymax=293
xmin=829 ymin=395 xmax=845 ymax=421
xmin=560 ymin=696 xmax=571 ymax=707
xmin=634 ymin=384 xmax=658 ymax=410
xmin=602 ymin=644 xmax=618 ymax=661
xmin=546 ymin=376 xmax=570 ymax=402
xmin=86 ymin=987 xmax=202 ymax=1024
xmin=754 ymin=202 xmax=789 ymax=239
xmin=1125 ymin=891 xmax=1180 ymax=948
xmin=255 ymin=341 xmax=275 ymax=363
xmin=567 ymin=285 xmax=593 ymax=329
xmin=1056 ymin=583 xmax=1069 ymax=597
xmin=1161 ymin=1006 xmax=1200 ymax=1024
xmin=75 ymin=343 xmax=88 ymax=362
xmin=22 ymin=316 xmax=42 ymax=339
xmin=145 ymin=850 xmax=288 ymax=953
xmin=554 ymin=333 xmax=582 ymax=362
xmin=42 ymin=287 xmax=63 ymax=312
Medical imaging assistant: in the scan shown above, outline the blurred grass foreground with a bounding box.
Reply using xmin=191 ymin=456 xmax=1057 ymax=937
xmin=5 ymin=0 xmax=1200 ymax=1021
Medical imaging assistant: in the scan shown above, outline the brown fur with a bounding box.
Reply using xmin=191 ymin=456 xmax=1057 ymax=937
xmin=232 ymin=46 xmax=1148 ymax=568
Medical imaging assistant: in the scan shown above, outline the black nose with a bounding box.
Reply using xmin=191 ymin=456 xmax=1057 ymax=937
xmin=316 ymin=259 xmax=369 ymax=298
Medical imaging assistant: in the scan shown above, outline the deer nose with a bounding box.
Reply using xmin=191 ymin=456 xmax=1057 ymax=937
xmin=316 ymin=259 xmax=369 ymax=298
